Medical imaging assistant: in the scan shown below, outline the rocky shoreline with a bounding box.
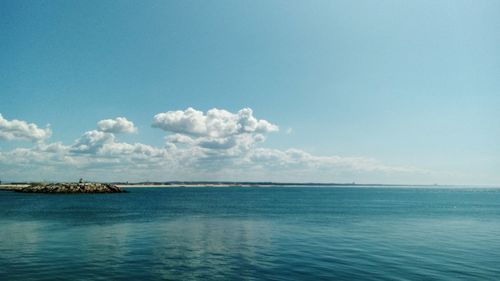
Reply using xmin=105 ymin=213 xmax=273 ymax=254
xmin=14 ymin=183 xmax=126 ymax=194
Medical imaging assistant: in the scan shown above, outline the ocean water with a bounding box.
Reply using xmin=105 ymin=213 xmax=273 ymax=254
xmin=1 ymin=186 xmax=500 ymax=280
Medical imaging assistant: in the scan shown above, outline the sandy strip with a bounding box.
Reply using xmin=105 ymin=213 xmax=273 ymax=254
xmin=117 ymin=184 xmax=257 ymax=188
xmin=0 ymin=184 xmax=29 ymax=190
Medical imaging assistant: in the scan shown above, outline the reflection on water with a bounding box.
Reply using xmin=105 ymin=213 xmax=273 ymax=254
xmin=1 ymin=187 xmax=500 ymax=280
xmin=0 ymin=218 xmax=275 ymax=280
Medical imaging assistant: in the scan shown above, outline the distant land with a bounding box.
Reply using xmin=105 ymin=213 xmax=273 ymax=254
xmin=1 ymin=181 xmax=498 ymax=192
xmin=114 ymin=181 xmax=435 ymax=187
xmin=0 ymin=181 xmax=446 ymax=189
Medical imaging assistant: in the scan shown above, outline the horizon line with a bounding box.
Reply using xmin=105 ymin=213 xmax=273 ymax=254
xmin=1 ymin=180 xmax=499 ymax=188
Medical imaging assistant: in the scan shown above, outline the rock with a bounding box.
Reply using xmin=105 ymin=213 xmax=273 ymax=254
xmin=15 ymin=183 xmax=126 ymax=194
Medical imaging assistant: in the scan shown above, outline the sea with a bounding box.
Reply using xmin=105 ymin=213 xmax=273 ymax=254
xmin=1 ymin=186 xmax=500 ymax=280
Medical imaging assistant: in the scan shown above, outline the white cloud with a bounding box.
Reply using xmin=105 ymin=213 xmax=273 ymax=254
xmin=244 ymin=148 xmax=414 ymax=173
xmin=152 ymin=107 xmax=278 ymax=137
xmin=154 ymin=108 xmax=278 ymax=158
xmin=0 ymin=114 xmax=51 ymax=142
xmin=165 ymin=133 xmax=194 ymax=144
xmin=97 ymin=117 xmax=138 ymax=134
xmin=71 ymin=130 xmax=115 ymax=154
xmin=0 ymin=109 xmax=424 ymax=182
xmin=152 ymin=107 xmax=207 ymax=135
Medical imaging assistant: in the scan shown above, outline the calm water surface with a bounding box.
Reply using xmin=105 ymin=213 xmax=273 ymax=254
xmin=1 ymin=186 xmax=500 ymax=280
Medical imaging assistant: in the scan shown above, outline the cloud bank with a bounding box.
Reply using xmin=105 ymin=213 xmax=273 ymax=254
xmin=0 ymin=108 xmax=421 ymax=182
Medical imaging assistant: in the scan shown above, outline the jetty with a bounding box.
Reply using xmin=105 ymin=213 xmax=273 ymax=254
xmin=13 ymin=182 xmax=126 ymax=194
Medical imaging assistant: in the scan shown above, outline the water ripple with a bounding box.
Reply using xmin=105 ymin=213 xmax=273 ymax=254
xmin=1 ymin=187 xmax=500 ymax=280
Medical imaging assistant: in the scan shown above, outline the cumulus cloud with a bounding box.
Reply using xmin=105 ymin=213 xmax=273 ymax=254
xmin=165 ymin=133 xmax=194 ymax=144
xmin=71 ymin=130 xmax=116 ymax=154
xmin=0 ymin=114 xmax=51 ymax=142
xmin=153 ymin=107 xmax=278 ymax=156
xmin=69 ymin=129 xmax=167 ymax=164
xmin=0 ymin=108 xmax=422 ymax=182
xmin=70 ymin=117 xmax=139 ymax=154
xmin=152 ymin=107 xmax=278 ymax=137
xmin=97 ymin=117 xmax=138 ymax=134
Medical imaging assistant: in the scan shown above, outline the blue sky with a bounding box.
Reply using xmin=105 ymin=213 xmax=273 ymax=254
xmin=1 ymin=0 xmax=499 ymax=184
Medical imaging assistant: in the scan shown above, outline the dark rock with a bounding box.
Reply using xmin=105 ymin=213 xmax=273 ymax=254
xmin=16 ymin=183 xmax=126 ymax=194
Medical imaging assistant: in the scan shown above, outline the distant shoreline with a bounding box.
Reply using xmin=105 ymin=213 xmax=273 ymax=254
xmin=116 ymin=184 xmax=500 ymax=189
xmin=0 ymin=184 xmax=29 ymax=190
xmin=1 ymin=183 xmax=498 ymax=189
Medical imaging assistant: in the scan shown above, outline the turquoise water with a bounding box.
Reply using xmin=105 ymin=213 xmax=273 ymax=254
xmin=1 ymin=186 xmax=500 ymax=280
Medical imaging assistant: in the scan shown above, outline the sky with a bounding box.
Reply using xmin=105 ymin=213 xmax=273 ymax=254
xmin=1 ymin=0 xmax=499 ymax=184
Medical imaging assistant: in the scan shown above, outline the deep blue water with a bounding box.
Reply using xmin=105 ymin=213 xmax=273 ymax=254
xmin=1 ymin=186 xmax=500 ymax=280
